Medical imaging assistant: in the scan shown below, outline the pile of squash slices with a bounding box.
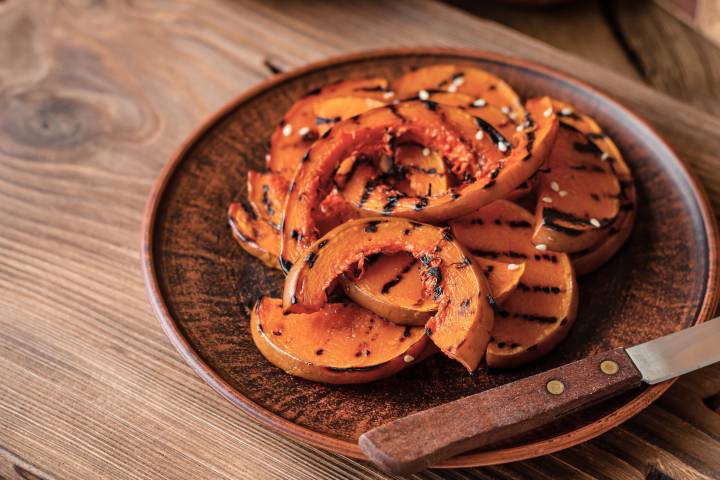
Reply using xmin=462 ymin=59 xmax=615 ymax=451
xmin=228 ymin=64 xmax=636 ymax=384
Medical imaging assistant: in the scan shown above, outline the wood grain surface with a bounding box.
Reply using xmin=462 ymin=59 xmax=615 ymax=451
xmin=1 ymin=1 xmax=719 ymax=479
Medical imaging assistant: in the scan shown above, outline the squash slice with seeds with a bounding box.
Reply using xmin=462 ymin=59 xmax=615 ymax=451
xmin=451 ymin=200 xmax=578 ymax=369
xmin=283 ymin=217 xmax=494 ymax=372
xmin=341 ymin=253 xmax=524 ymax=325
xmin=280 ymin=98 xmax=558 ymax=268
xmin=571 ymin=176 xmax=636 ymax=275
xmin=532 ymin=99 xmax=633 ymax=253
xmin=269 ymin=77 xmax=389 ymax=180
xmin=392 ymin=65 xmax=526 ymax=124
xmin=251 ymin=297 xmax=429 ymax=384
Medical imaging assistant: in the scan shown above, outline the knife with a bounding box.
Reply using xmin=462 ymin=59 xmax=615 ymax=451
xmin=359 ymin=318 xmax=720 ymax=474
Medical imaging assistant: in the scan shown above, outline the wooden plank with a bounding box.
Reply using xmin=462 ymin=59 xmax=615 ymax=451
xmin=607 ymin=0 xmax=720 ymax=115
xmin=448 ymin=0 xmax=642 ymax=80
xmin=0 ymin=0 xmax=718 ymax=479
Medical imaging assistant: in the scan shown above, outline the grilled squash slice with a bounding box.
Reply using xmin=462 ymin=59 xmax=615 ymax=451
xmin=341 ymin=253 xmax=524 ymax=325
xmin=280 ymin=98 xmax=558 ymax=268
xmin=251 ymin=297 xmax=428 ymax=384
xmin=451 ymin=200 xmax=578 ymax=369
xmin=531 ymin=99 xmax=633 ymax=253
xmin=269 ymin=78 xmax=389 ymax=180
xmin=283 ymin=217 xmax=494 ymax=372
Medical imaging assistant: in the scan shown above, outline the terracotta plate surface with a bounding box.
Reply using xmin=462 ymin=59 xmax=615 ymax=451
xmin=142 ymin=49 xmax=719 ymax=468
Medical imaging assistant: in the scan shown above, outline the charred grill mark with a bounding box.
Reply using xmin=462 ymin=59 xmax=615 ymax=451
xmin=261 ymin=184 xmax=274 ymax=216
xmin=279 ymin=256 xmax=293 ymax=273
xmin=316 ymin=116 xmax=341 ymax=125
xmin=591 ymin=193 xmax=601 ymax=201
xmin=517 ymin=283 xmax=562 ymax=294
xmin=317 ymin=239 xmax=329 ymax=249
xmin=483 ymin=180 xmax=496 ymax=189
xmin=542 ymin=220 xmax=585 ymax=236
xmin=382 ymin=195 xmax=400 ymax=215
xmin=487 ymin=293 xmax=497 ymax=312
xmin=290 ymin=229 xmax=302 ymax=241
xmin=301 ymin=151 xmax=310 ymax=163
xmin=543 ymin=208 xmax=598 ymax=228
xmin=305 ymin=251 xmax=317 ymax=268
xmin=272 ymin=329 xmax=282 ymax=336
xmin=497 ymin=309 xmax=558 ymax=324
xmin=415 ymin=196 xmax=428 ymax=211
xmin=425 ymin=265 xmax=443 ymax=301
xmin=425 ymin=327 xmax=433 ymax=337
xmin=573 ymin=141 xmax=604 ymax=156
xmin=474 ymin=116 xmax=511 ymax=151
xmin=471 ymin=249 xmax=527 ymax=260
xmin=534 ymin=253 xmax=558 ymax=263
xmin=569 ymin=164 xmax=607 ymax=174
xmin=451 ymin=191 xmax=461 ymax=200
xmin=364 ymin=220 xmax=383 ymax=233
xmin=240 ymin=201 xmax=257 ymax=221
xmin=424 ymin=100 xmax=438 ymax=111
xmin=620 ymin=202 xmax=635 ymax=211
xmin=388 ymin=104 xmax=408 ymax=123
xmin=381 ymin=258 xmax=417 ymax=294
xmin=442 ymin=227 xmax=453 ymax=241
xmin=460 ymin=298 xmax=471 ymax=312
xmin=358 ymin=179 xmax=378 ymax=207
xmin=490 ymin=166 xmax=502 ymax=180
xmin=586 ymin=132 xmax=607 ymax=139
xmin=523 ymin=111 xmax=536 ymax=160
xmin=321 ymin=129 xmax=331 ymax=139
xmin=315 ymin=349 xmax=324 ymax=355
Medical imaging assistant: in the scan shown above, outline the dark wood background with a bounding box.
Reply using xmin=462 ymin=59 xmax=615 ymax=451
xmin=0 ymin=1 xmax=718 ymax=479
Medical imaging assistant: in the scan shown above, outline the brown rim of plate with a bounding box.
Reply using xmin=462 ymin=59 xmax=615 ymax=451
xmin=141 ymin=47 xmax=720 ymax=468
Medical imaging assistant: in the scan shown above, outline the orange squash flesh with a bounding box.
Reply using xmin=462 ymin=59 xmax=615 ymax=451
xmin=314 ymin=96 xmax=387 ymax=136
xmin=392 ymin=65 xmax=525 ymax=124
xmin=280 ymin=98 xmax=558 ymax=268
xmin=269 ymin=77 xmax=389 ymax=180
xmin=532 ymin=99 xmax=625 ymax=252
xmin=228 ymin=202 xmax=280 ymax=269
xmin=341 ymin=253 xmax=524 ymax=325
xmin=247 ymin=170 xmax=289 ymax=229
xmin=283 ymin=217 xmax=494 ymax=372
xmin=251 ymin=297 xmax=428 ymax=384
xmin=451 ymin=200 xmax=578 ymax=369
xmin=390 ymin=143 xmax=450 ymax=197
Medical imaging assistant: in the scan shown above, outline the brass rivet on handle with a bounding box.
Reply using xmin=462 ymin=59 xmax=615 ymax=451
xmin=546 ymin=379 xmax=565 ymax=395
xmin=600 ymin=360 xmax=619 ymax=375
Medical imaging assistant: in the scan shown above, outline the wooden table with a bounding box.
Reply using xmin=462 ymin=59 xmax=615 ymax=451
xmin=1 ymin=1 xmax=718 ymax=478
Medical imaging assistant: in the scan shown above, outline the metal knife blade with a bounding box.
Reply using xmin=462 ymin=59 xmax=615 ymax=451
xmin=626 ymin=317 xmax=720 ymax=384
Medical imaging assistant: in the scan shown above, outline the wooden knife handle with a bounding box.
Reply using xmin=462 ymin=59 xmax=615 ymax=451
xmin=359 ymin=348 xmax=642 ymax=474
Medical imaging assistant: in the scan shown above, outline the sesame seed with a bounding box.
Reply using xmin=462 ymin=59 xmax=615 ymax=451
xmin=297 ymin=126 xmax=310 ymax=137
xmin=516 ymin=125 xmax=524 ymax=132
xmin=452 ymin=76 xmax=465 ymax=86
xmin=475 ymin=130 xmax=484 ymax=141
xmin=543 ymin=107 xmax=553 ymax=118
xmin=509 ymin=112 xmax=517 ymax=120
xmin=590 ymin=218 xmax=601 ymax=227
xmin=422 ymin=147 xmax=430 ymax=157
xmin=265 ymin=153 xmax=271 ymax=162
xmin=392 ymin=99 xmax=400 ymax=105
xmin=472 ymin=98 xmax=487 ymax=107
xmin=601 ymin=152 xmax=610 ymax=161
xmin=447 ymin=84 xmax=458 ymax=93
xmin=560 ymin=107 xmax=573 ymax=115
xmin=403 ymin=354 xmax=415 ymax=363
xmin=550 ymin=181 xmax=560 ymax=192
xmin=418 ymin=89 xmax=430 ymax=100
xmin=542 ymin=196 xmax=553 ymax=204
xmin=383 ymin=91 xmax=395 ymax=99
xmin=558 ymin=190 xmax=568 ymax=197
xmin=282 ymin=124 xmax=292 ymax=136
xmin=507 ymin=263 xmax=520 ymax=271
xmin=498 ymin=142 xmax=508 ymax=153
xmin=501 ymin=106 xmax=510 ymax=114
xmin=535 ymin=243 xmax=548 ymax=251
